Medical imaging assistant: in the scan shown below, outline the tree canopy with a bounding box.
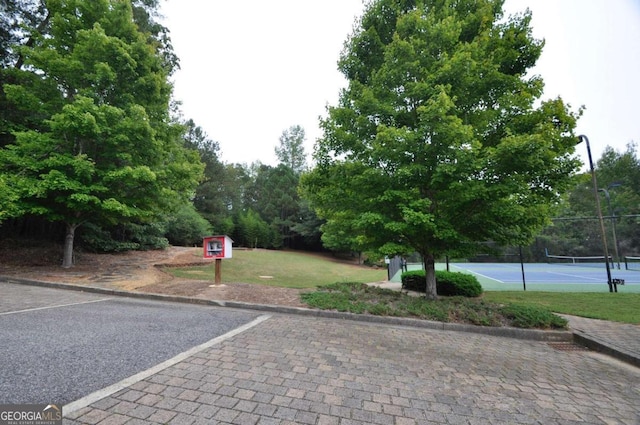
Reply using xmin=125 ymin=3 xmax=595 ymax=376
xmin=301 ymin=0 xmax=581 ymax=298
xmin=275 ymin=125 xmax=307 ymax=174
xmin=0 ymin=0 xmax=203 ymax=266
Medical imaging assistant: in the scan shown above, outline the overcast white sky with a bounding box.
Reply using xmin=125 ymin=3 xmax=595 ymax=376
xmin=161 ymin=0 xmax=640 ymax=167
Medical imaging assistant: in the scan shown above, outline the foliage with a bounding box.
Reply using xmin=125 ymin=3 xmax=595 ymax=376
xmin=301 ymin=0 xmax=580 ymax=299
xmin=183 ymin=119 xmax=236 ymax=233
xmin=289 ymin=199 xmax=324 ymax=250
xmin=401 ymin=270 xmax=483 ymax=297
xmin=499 ymin=304 xmax=568 ymax=329
xmin=275 ymin=125 xmax=307 ymax=174
xmin=235 ymin=209 xmax=277 ymax=249
xmin=244 ymin=164 xmax=301 ymax=248
xmin=301 ymin=282 xmax=566 ymax=329
xmin=540 ymin=143 xmax=640 ymax=259
xmin=164 ymin=204 xmax=213 ymax=247
xmin=80 ymin=221 xmax=169 ymax=252
xmin=0 ymin=0 xmax=203 ymax=266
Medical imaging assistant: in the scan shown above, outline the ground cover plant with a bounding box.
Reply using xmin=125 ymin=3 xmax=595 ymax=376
xmin=301 ymin=282 xmax=567 ymax=329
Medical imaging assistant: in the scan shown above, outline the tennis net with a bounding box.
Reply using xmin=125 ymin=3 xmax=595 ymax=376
xmin=624 ymin=256 xmax=640 ymax=271
xmin=544 ymin=248 xmax=613 ymax=267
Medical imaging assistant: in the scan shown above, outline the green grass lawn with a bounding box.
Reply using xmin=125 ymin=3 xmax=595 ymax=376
xmin=483 ymin=291 xmax=640 ymax=324
xmin=168 ymin=249 xmax=638 ymax=324
xmin=167 ymin=249 xmax=387 ymax=289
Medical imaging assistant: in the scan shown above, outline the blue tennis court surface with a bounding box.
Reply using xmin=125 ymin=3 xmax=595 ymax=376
xmin=393 ymin=262 xmax=640 ymax=292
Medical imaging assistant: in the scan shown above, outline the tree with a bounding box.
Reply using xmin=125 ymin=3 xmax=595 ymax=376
xmin=301 ymin=0 xmax=580 ymax=299
xmin=164 ymin=203 xmax=213 ymax=247
xmin=235 ymin=209 xmax=275 ymax=249
xmin=182 ymin=119 xmax=232 ymax=231
xmin=539 ymin=142 xmax=640 ymax=259
xmin=290 ymin=199 xmax=325 ymax=250
xmin=245 ymin=164 xmax=300 ymax=248
xmin=0 ymin=0 xmax=203 ymax=267
xmin=275 ymin=125 xmax=307 ymax=174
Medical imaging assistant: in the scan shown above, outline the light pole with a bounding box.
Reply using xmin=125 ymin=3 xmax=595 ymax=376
xmin=578 ymin=135 xmax=615 ymax=292
xmin=599 ymin=183 xmax=622 ymax=269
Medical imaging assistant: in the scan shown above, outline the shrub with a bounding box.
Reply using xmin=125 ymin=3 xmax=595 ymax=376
xmin=436 ymin=270 xmax=483 ymax=297
xmin=301 ymin=291 xmax=367 ymax=313
xmin=401 ymin=269 xmax=483 ymax=297
xmin=80 ymin=221 xmax=169 ymax=252
xmin=300 ymin=282 xmax=568 ymax=329
xmin=500 ymin=304 xmax=568 ymax=329
xmin=164 ymin=205 xmax=213 ymax=246
xmin=401 ymin=270 xmax=427 ymax=291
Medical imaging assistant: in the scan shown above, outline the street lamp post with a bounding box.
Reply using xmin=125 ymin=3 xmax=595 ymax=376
xmin=578 ymin=135 xmax=616 ymax=292
xmin=599 ymin=183 xmax=622 ymax=269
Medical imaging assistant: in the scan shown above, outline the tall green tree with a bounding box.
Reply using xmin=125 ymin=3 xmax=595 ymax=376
xmin=301 ymin=0 xmax=580 ymax=298
xmin=182 ymin=119 xmax=232 ymax=232
xmin=245 ymin=164 xmax=300 ymax=248
xmin=0 ymin=0 xmax=203 ymax=267
xmin=540 ymin=142 xmax=640 ymax=260
xmin=275 ymin=125 xmax=307 ymax=174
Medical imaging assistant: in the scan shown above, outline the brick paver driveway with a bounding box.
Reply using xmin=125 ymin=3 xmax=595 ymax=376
xmin=65 ymin=314 xmax=640 ymax=425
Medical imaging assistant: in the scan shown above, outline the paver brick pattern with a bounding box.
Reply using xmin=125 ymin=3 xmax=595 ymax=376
xmin=65 ymin=315 xmax=640 ymax=424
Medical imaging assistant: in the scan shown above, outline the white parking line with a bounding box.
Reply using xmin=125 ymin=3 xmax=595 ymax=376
xmin=0 ymin=298 xmax=113 ymax=316
xmin=63 ymin=314 xmax=272 ymax=416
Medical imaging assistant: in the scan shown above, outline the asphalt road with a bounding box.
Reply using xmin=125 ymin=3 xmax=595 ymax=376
xmin=0 ymin=282 xmax=261 ymax=405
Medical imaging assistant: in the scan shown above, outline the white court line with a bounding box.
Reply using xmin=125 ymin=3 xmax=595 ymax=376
xmin=545 ymin=271 xmax=602 ymax=281
xmin=63 ymin=314 xmax=272 ymax=416
xmin=450 ymin=264 xmax=504 ymax=283
xmin=0 ymin=298 xmax=113 ymax=316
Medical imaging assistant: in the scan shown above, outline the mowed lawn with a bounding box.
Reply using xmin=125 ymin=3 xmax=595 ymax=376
xmin=168 ymin=249 xmax=639 ymax=323
xmin=167 ymin=249 xmax=388 ymax=289
xmin=483 ymin=291 xmax=640 ymax=324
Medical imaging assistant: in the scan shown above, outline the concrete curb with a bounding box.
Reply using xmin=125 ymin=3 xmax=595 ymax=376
xmin=572 ymin=331 xmax=640 ymax=368
xmin=1 ymin=275 xmax=573 ymax=342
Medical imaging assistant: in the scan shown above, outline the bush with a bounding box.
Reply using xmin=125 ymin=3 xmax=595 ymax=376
xmin=401 ymin=269 xmax=483 ymax=297
xmin=500 ymin=304 xmax=568 ymax=329
xmin=80 ymin=222 xmax=169 ymax=252
xmin=164 ymin=205 xmax=213 ymax=246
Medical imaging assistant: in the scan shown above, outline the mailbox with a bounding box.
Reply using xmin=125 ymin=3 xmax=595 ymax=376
xmin=203 ymin=235 xmax=233 ymax=259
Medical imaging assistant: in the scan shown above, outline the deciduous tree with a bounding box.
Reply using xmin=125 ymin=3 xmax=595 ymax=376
xmin=302 ymin=0 xmax=580 ymax=298
xmin=0 ymin=0 xmax=203 ymax=267
xmin=275 ymin=125 xmax=307 ymax=174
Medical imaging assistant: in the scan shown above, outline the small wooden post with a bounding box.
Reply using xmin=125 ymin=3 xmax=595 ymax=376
xmin=215 ymin=258 xmax=222 ymax=284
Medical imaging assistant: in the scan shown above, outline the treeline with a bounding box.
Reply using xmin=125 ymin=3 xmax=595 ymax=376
xmin=536 ymin=143 xmax=640 ymax=261
xmin=0 ymin=0 xmax=321 ymax=266
xmin=484 ymin=143 xmax=640 ymax=263
xmin=1 ymin=0 xmax=638 ymax=267
xmin=177 ymin=122 xmax=323 ymax=251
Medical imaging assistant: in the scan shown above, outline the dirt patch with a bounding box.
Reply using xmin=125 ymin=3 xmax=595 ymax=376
xmin=0 ymin=245 xmax=309 ymax=307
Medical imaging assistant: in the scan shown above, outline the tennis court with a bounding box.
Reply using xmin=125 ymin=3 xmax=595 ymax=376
xmin=393 ymin=261 xmax=640 ymax=292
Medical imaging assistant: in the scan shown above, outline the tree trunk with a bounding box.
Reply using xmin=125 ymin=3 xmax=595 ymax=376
xmin=423 ymin=254 xmax=438 ymax=300
xmin=62 ymin=223 xmax=77 ymax=268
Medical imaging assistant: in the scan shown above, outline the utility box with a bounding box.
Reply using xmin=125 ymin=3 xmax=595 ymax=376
xmin=203 ymin=235 xmax=233 ymax=259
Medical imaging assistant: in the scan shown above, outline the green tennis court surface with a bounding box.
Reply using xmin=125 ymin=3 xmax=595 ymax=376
xmin=392 ymin=262 xmax=640 ymax=292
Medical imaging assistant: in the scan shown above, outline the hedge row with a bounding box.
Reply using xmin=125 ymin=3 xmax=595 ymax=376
xmin=401 ymin=270 xmax=483 ymax=297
